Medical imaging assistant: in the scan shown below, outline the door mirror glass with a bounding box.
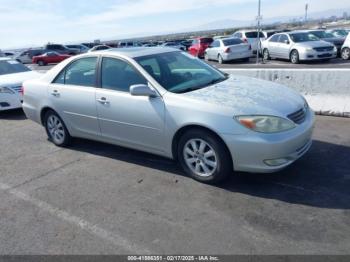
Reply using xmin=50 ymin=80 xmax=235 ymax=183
xmin=284 ymin=40 xmax=290 ymax=45
xmin=130 ymin=84 xmax=158 ymax=97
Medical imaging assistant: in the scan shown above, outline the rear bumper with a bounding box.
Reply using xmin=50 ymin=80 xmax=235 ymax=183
xmin=222 ymin=51 xmax=253 ymax=61
xmin=221 ymin=109 xmax=315 ymax=173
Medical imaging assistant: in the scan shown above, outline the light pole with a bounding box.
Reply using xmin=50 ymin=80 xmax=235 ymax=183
xmin=305 ymin=3 xmax=309 ymax=23
xmin=256 ymin=0 xmax=262 ymax=64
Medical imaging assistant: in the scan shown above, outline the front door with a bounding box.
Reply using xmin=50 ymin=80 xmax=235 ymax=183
xmin=95 ymin=57 xmax=165 ymax=153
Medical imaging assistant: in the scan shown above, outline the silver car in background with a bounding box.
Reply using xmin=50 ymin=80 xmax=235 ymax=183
xmin=231 ymin=30 xmax=260 ymax=53
xmin=262 ymin=32 xmax=337 ymax=64
xmin=23 ymin=48 xmax=314 ymax=184
xmin=204 ymin=38 xmax=252 ymax=64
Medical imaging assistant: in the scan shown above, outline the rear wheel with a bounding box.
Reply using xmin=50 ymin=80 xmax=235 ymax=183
xmin=341 ymin=47 xmax=350 ymax=60
xmin=44 ymin=110 xmax=71 ymax=147
xmin=177 ymin=129 xmax=232 ymax=184
xmin=218 ymin=55 xmax=224 ymax=64
xmin=290 ymin=50 xmax=300 ymax=64
xmin=38 ymin=60 xmax=46 ymax=66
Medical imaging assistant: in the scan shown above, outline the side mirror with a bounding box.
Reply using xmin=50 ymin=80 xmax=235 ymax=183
xmin=284 ymin=40 xmax=290 ymax=45
xmin=130 ymin=84 xmax=158 ymax=98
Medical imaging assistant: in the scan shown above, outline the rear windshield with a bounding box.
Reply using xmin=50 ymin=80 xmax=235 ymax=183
xmin=0 ymin=60 xmax=31 ymax=75
xmin=245 ymin=31 xmax=258 ymax=38
xmin=200 ymin=38 xmax=213 ymax=44
xmin=222 ymin=38 xmax=244 ymax=46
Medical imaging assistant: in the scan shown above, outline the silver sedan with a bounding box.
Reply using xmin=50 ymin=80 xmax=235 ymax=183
xmin=204 ymin=38 xmax=252 ymax=64
xmin=23 ymin=48 xmax=315 ymax=184
xmin=262 ymin=32 xmax=337 ymax=64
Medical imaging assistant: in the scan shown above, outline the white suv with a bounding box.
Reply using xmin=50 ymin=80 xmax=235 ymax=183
xmin=341 ymin=32 xmax=350 ymax=60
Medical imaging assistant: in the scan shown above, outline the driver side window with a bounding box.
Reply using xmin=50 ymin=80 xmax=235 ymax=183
xmin=101 ymin=57 xmax=147 ymax=92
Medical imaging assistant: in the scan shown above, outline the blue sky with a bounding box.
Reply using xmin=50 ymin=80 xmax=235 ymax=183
xmin=0 ymin=0 xmax=349 ymax=49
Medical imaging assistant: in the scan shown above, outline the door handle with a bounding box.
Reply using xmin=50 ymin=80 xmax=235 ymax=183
xmin=51 ymin=90 xmax=60 ymax=97
xmin=97 ymin=97 xmax=110 ymax=104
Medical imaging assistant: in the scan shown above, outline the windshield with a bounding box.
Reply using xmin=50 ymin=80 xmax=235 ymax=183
xmin=135 ymin=51 xmax=227 ymax=94
xmin=289 ymin=33 xmax=319 ymax=42
xmin=331 ymin=30 xmax=348 ymax=37
xmin=0 ymin=60 xmax=31 ymax=75
xmin=310 ymin=31 xmax=334 ymax=39
xmin=223 ymin=38 xmax=243 ymax=46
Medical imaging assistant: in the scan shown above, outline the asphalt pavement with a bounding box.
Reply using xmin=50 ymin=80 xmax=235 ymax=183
xmin=0 ymin=110 xmax=349 ymax=254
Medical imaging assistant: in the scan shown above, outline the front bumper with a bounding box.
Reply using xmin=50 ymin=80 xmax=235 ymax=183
xmin=221 ymin=109 xmax=315 ymax=173
xmin=299 ymin=49 xmax=337 ymax=60
xmin=0 ymin=93 xmax=23 ymax=111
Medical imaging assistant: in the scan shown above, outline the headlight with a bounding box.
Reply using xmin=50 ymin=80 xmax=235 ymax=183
xmin=0 ymin=87 xmax=15 ymax=94
xmin=236 ymin=115 xmax=296 ymax=133
xmin=305 ymin=47 xmax=313 ymax=51
xmin=333 ymin=46 xmax=338 ymax=52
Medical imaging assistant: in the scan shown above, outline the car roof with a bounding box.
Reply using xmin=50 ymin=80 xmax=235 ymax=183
xmin=96 ymin=47 xmax=178 ymax=58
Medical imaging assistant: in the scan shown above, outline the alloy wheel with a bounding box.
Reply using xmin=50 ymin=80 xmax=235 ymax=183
xmin=183 ymin=139 xmax=218 ymax=177
xmin=47 ymin=115 xmax=66 ymax=145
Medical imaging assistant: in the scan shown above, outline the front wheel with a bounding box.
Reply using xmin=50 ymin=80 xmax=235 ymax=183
xmin=44 ymin=110 xmax=71 ymax=147
xmin=178 ymin=129 xmax=232 ymax=184
xmin=290 ymin=50 xmax=300 ymax=64
xmin=38 ymin=60 xmax=45 ymax=66
xmin=341 ymin=48 xmax=350 ymax=60
xmin=263 ymin=49 xmax=270 ymax=61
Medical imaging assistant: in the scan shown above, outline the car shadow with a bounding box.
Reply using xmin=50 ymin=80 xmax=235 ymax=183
xmin=70 ymin=138 xmax=350 ymax=210
xmin=0 ymin=109 xmax=27 ymax=120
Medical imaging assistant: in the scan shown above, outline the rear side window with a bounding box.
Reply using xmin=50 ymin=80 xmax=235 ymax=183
xmin=223 ymin=38 xmax=243 ymax=46
xmin=245 ymin=32 xmax=258 ymax=38
xmin=54 ymin=57 xmax=97 ymax=87
xmin=101 ymin=57 xmax=147 ymax=92
xmin=270 ymin=35 xmax=280 ymax=42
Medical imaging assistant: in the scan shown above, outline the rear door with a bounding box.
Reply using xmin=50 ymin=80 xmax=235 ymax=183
xmin=48 ymin=56 xmax=100 ymax=137
xmin=266 ymin=34 xmax=281 ymax=57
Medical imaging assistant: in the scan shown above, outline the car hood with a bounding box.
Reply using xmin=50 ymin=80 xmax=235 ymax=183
xmin=181 ymin=75 xmax=305 ymax=117
xmin=0 ymin=71 xmax=41 ymax=87
xmin=295 ymin=41 xmax=334 ymax=48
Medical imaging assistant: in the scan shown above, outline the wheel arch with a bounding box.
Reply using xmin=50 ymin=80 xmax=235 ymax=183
xmin=40 ymin=107 xmax=57 ymax=125
xmin=171 ymin=124 xmax=232 ymax=164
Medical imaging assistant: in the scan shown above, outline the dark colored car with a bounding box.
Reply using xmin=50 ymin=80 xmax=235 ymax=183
xmin=32 ymin=52 xmax=71 ymax=66
xmin=308 ymin=30 xmax=345 ymax=55
xmin=188 ymin=37 xmax=214 ymax=58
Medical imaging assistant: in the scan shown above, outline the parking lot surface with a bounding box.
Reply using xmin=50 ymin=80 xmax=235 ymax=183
xmin=0 ymin=110 xmax=349 ymax=254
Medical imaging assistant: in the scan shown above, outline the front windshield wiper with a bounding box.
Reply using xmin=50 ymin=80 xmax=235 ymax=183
xmin=176 ymin=77 xmax=228 ymax=94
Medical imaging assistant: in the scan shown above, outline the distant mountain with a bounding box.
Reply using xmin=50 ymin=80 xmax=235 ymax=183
xmin=187 ymin=7 xmax=350 ymax=31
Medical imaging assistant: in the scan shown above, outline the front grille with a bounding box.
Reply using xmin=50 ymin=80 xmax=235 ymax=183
xmin=317 ymin=53 xmax=332 ymax=58
xmin=288 ymin=108 xmax=306 ymax=125
xmin=313 ymin=46 xmax=333 ymax=52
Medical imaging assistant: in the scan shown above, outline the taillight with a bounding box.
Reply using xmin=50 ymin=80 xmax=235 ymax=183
xmin=20 ymin=86 xmax=24 ymax=95
xmin=224 ymin=47 xmax=231 ymax=53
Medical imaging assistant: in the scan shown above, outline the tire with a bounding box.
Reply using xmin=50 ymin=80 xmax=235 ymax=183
xmin=204 ymin=53 xmax=209 ymax=61
xmin=177 ymin=129 xmax=232 ymax=184
xmin=242 ymin=57 xmax=250 ymax=62
xmin=44 ymin=110 xmax=71 ymax=147
xmin=341 ymin=47 xmax=350 ymax=60
xmin=38 ymin=60 xmax=45 ymax=66
xmin=290 ymin=50 xmax=300 ymax=64
xmin=218 ymin=55 xmax=224 ymax=64
xmin=263 ymin=49 xmax=270 ymax=61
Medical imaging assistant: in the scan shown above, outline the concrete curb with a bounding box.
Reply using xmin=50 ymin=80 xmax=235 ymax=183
xmin=223 ymin=69 xmax=350 ymax=118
